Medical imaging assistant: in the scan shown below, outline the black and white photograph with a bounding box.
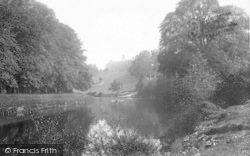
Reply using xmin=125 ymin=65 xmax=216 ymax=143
xmin=0 ymin=0 xmax=250 ymax=155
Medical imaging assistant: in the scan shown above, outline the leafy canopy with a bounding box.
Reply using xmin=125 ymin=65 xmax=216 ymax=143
xmin=0 ymin=0 xmax=92 ymax=93
xmin=158 ymin=0 xmax=249 ymax=78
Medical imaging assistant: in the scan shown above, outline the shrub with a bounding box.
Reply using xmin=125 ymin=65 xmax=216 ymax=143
xmin=180 ymin=52 xmax=220 ymax=104
xmin=83 ymin=120 xmax=162 ymax=156
xmin=87 ymin=92 xmax=98 ymax=97
xmin=97 ymin=92 xmax=103 ymax=97
xmin=109 ymin=80 xmax=123 ymax=92
xmin=213 ymin=73 xmax=250 ymax=107
xmin=92 ymin=92 xmax=97 ymax=97
xmin=136 ymin=76 xmax=171 ymax=99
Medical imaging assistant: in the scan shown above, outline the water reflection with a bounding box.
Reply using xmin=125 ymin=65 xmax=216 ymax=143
xmin=0 ymin=97 xmax=193 ymax=154
xmin=88 ymin=97 xmax=171 ymax=138
xmin=88 ymin=97 xmax=195 ymax=146
xmin=0 ymin=106 xmax=94 ymax=156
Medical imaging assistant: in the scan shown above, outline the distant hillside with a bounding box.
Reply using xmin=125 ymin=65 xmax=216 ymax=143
xmin=87 ymin=60 xmax=138 ymax=94
xmin=106 ymin=60 xmax=132 ymax=72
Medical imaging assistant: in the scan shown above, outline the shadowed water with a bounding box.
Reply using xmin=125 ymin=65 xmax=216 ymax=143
xmin=87 ymin=97 xmax=178 ymax=139
xmin=0 ymin=97 xmax=185 ymax=154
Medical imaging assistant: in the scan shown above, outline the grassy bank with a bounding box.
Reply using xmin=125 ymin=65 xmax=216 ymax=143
xmin=0 ymin=94 xmax=94 ymax=126
xmin=88 ymin=71 xmax=138 ymax=94
xmin=0 ymin=94 xmax=94 ymax=107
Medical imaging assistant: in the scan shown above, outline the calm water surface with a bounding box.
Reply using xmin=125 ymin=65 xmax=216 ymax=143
xmin=0 ymin=97 xmax=176 ymax=143
xmin=88 ymin=97 xmax=172 ymax=138
xmin=0 ymin=96 xmax=181 ymax=154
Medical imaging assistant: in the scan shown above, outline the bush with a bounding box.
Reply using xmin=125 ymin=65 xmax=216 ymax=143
xmin=136 ymin=76 xmax=172 ymax=99
xmin=87 ymin=92 xmax=98 ymax=97
xmin=180 ymin=52 xmax=220 ymax=104
xmin=97 ymin=92 xmax=103 ymax=97
xmin=109 ymin=80 xmax=123 ymax=93
xmin=83 ymin=120 xmax=162 ymax=156
xmin=213 ymin=73 xmax=250 ymax=107
xmin=210 ymin=52 xmax=250 ymax=107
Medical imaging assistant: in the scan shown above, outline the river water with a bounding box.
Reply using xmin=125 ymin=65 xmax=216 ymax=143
xmin=1 ymin=96 xmax=188 ymax=154
xmin=88 ymin=97 xmax=172 ymax=138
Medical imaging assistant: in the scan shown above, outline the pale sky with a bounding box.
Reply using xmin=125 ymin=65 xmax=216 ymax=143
xmin=37 ymin=0 xmax=249 ymax=69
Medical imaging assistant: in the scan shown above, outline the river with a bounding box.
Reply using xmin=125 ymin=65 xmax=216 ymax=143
xmin=0 ymin=96 xmax=190 ymax=154
xmin=88 ymin=97 xmax=170 ymax=138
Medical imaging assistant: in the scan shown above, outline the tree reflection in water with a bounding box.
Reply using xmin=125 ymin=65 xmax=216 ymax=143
xmin=0 ymin=106 xmax=94 ymax=156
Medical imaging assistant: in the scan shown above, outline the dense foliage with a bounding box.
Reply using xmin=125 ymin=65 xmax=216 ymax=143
xmin=83 ymin=120 xmax=162 ymax=156
xmin=134 ymin=1 xmax=250 ymax=153
xmin=158 ymin=0 xmax=249 ymax=77
xmin=158 ymin=0 xmax=250 ymax=107
xmin=0 ymin=0 xmax=91 ymax=93
xmin=128 ymin=50 xmax=159 ymax=78
xmin=181 ymin=52 xmax=220 ymax=103
xmin=108 ymin=80 xmax=123 ymax=94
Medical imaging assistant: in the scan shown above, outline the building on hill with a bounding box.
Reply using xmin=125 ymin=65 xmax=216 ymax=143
xmin=106 ymin=60 xmax=132 ymax=72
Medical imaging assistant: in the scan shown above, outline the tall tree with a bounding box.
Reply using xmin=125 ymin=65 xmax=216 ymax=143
xmin=0 ymin=0 xmax=21 ymax=93
xmin=129 ymin=50 xmax=159 ymax=78
xmin=158 ymin=0 xmax=250 ymax=106
xmin=0 ymin=0 xmax=92 ymax=93
xmin=158 ymin=0 xmax=249 ymax=78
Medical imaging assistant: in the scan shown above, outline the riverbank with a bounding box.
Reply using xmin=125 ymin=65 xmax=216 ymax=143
xmin=87 ymin=91 xmax=138 ymax=98
xmin=169 ymin=100 xmax=250 ymax=155
xmin=1 ymin=93 xmax=249 ymax=155
xmin=0 ymin=94 xmax=94 ymax=126
xmin=0 ymin=94 xmax=94 ymax=106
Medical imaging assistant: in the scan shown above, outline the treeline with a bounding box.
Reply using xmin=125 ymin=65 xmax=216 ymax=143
xmin=158 ymin=0 xmax=250 ymax=108
xmin=129 ymin=0 xmax=250 ymax=108
xmin=128 ymin=50 xmax=159 ymax=78
xmin=128 ymin=0 xmax=250 ymax=145
xmin=0 ymin=0 xmax=92 ymax=94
